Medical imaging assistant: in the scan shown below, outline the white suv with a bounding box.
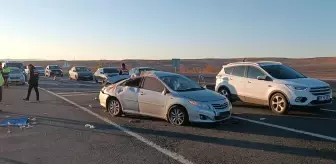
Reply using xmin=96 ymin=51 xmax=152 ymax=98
xmin=215 ymin=61 xmax=332 ymax=114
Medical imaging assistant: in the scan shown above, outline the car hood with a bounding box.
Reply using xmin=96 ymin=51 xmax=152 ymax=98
xmin=9 ymin=73 xmax=23 ymax=77
xmin=274 ymin=78 xmax=329 ymax=87
xmin=50 ymin=69 xmax=62 ymax=71
xmin=107 ymin=75 xmax=131 ymax=84
xmin=78 ymin=71 xmax=92 ymax=75
xmin=177 ymin=89 xmax=225 ymax=102
xmin=105 ymin=73 xmax=119 ymax=77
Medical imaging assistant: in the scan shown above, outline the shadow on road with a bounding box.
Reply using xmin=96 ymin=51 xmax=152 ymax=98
xmin=0 ymin=157 xmax=29 ymax=164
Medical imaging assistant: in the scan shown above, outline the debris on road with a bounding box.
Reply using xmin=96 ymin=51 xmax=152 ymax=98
xmin=85 ymin=124 xmax=95 ymax=129
xmin=0 ymin=117 xmax=29 ymax=127
xmin=260 ymin=118 xmax=266 ymax=121
xmin=88 ymin=104 xmax=92 ymax=108
xmin=29 ymin=117 xmax=37 ymax=121
xmin=129 ymin=119 xmax=141 ymax=123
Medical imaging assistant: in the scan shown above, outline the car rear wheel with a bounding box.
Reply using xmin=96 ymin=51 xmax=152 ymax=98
xmin=168 ymin=105 xmax=189 ymax=126
xmin=269 ymin=93 xmax=289 ymax=114
xmin=108 ymin=98 xmax=123 ymax=117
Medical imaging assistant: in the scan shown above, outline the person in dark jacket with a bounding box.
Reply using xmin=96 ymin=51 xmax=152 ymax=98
xmin=118 ymin=63 xmax=129 ymax=75
xmin=23 ymin=64 xmax=39 ymax=102
xmin=0 ymin=63 xmax=3 ymax=104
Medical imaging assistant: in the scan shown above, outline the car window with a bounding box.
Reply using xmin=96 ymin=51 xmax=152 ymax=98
xmin=247 ymin=66 xmax=265 ymax=79
xmin=123 ymin=78 xmax=142 ymax=87
xmin=224 ymin=67 xmax=234 ymax=74
xmin=129 ymin=69 xmax=134 ymax=74
xmin=231 ymin=66 xmax=246 ymax=77
xmin=76 ymin=67 xmax=90 ymax=72
xmin=49 ymin=65 xmax=60 ymax=70
xmin=142 ymin=77 xmax=165 ymax=92
xmin=103 ymin=68 xmax=119 ymax=73
xmin=261 ymin=64 xmax=306 ymax=79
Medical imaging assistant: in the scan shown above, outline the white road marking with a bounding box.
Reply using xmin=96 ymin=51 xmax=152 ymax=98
xmin=232 ymin=116 xmax=336 ymax=142
xmin=61 ymin=93 xmax=98 ymax=97
xmin=320 ymin=108 xmax=336 ymax=113
xmin=39 ymin=87 xmax=194 ymax=164
xmin=57 ymin=91 xmax=99 ymax=95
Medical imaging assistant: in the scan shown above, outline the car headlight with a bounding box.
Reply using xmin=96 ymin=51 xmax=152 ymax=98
xmin=189 ymin=100 xmax=212 ymax=110
xmin=285 ymin=84 xmax=308 ymax=91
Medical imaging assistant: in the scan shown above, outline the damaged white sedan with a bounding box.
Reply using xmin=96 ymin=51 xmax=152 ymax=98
xmin=99 ymin=71 xmax=232 ymax=126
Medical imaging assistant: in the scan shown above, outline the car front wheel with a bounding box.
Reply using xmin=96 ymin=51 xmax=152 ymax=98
xmin=218 ymin=87 xmax=231 ymax=101
xmin=269 ymin=93 xmax=289 ymax=114
xmin=168 ymin=105 xmax=189 ymax=126
xmin=108 ymin=98 xmax=123 ymax=117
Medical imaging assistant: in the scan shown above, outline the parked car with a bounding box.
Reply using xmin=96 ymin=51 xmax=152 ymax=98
xmin=215 ymin=61 xmax=333 ymax=114
xmin=45 ymin=65 xmax=63 ymax=77
xmin=7 ymin=67 xmax=25 ymax=85
xmin=94 ymin=67 xmax=120 ymax=83
xmin=25 ymin=66 xmax=44 ymax=76
xmin=69 ymin=66 xmax=93 ymax=81
xmin=99 ymin=71 xmax=232 ymax=126
xmin=129 ymin=67 xmax=157 ymax=77
xmin=2 ymin=61 xmax=26 ymax=80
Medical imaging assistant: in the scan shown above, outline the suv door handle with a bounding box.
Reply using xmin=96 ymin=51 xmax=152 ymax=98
xmin=248 ymin=81 xmax=251 ymax=83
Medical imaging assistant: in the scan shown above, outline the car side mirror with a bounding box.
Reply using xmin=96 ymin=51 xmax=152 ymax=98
xmin=257 ymin=75 xmax=267 ymax=80
xmin=162 ymin=88 xmax=169 ymax=95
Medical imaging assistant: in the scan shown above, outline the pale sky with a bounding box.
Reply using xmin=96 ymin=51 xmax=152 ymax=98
xmin=0 ymin=0 xmax=335 ymax=60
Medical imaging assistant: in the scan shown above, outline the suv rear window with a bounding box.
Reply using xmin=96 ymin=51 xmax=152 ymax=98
xmin=231 ymin=66 xmax=246 ymax=77
xmin=224 ymin=67 xmax=234 ymax=74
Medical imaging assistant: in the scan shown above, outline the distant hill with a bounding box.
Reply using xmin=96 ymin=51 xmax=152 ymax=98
xmin=16 ymin=57 xmax=336 ymax=79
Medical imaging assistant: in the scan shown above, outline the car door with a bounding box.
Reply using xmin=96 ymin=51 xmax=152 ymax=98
xmin=229 ymin=66 xmax=248 ymax=101
xmin=94 ymin=69 xmax=102 ymax=82
xmin=45 ymin=66 xmax=49 ymax=75
xmin=138 ymin=77 xmax=168 ymax=118
xmin=245 ymin=66 xmax=273 ymax=105
xmin=69 ymin=67 xmax=75 ymax=79
xmin=117 ymin=77 xmax=142 ymax=113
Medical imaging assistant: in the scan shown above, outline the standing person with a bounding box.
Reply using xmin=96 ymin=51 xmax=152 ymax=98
xmin=118 ymin=63 xmax=129 ymax=75
xmin=2 ymin=65 xmax=10 ymax=88
xmin=23 ymin=64 xmax=39 ymax=102
xmin=0 ymin=63 xmax=4 ymax=104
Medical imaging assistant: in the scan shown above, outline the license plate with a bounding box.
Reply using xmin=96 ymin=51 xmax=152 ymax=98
xmin=318 ymin=95 xmax=330 ymax=101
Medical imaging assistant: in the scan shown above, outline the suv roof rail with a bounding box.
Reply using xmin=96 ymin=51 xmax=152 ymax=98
xmin=224 ymin=61 xmax=282 ymax=67
xmin=225 ymin=62 xmax=258 ymax=66
xmin=256 ymin=61 xmax=282 ymax=65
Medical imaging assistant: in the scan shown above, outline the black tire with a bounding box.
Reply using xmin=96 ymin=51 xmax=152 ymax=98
xmin=218 ymin=87 xmax=232 ymax=101
xmin=107 ymin=98 xmax=123 ymax=117
xmin=269 ymin=93 xmax=289 ymax=114
xmin=168 ymin=105 xmax=189 ymax=126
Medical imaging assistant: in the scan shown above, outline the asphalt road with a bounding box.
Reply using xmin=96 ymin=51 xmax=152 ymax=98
xmin=0 ymin=76 xmax=335 ymax=164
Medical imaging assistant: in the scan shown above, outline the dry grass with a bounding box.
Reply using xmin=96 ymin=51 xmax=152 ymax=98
xmin=22 ymin=57 xmax=336 ymax=79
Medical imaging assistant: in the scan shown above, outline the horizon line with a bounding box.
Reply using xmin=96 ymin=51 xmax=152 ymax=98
xmin=1 ymin=56 xmax=335 ymax=61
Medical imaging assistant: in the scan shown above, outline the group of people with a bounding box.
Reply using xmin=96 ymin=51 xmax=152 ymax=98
xmin=0 ymin=63 xmax=40 ymax=105
xmin=0 ymin=62 xmax=129 ymax=105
